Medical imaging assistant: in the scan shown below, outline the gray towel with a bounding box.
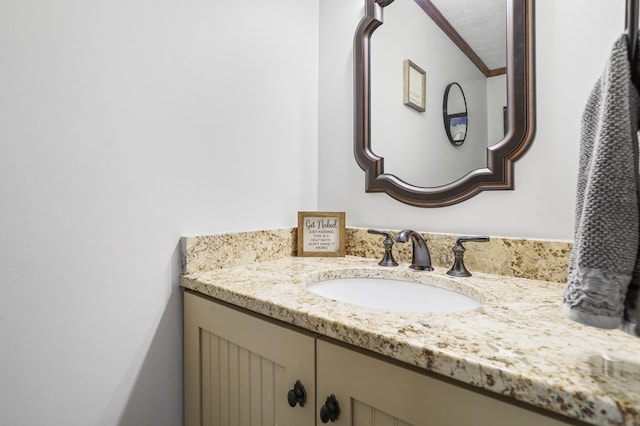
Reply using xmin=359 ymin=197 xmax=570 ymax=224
xmin=563 ymin=35 xmax=640 ymax=337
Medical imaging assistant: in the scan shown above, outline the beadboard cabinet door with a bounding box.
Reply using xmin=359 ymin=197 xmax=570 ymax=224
xmin=184 ymin=291 xmax=316 ymax=426
xmin=316 ymin=339 xmax=572 ymax=426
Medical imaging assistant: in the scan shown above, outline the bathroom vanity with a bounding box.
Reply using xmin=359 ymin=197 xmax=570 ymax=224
xmin=185 ymin=291 xmax=580 ymax=426
xmin=185 ymin=290 xmax=572 ymax=425
xmin=181 ymin=229 xmax=640 ymax=426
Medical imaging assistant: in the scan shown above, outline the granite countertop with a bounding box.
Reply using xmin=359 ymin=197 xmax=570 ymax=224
xmin=181 ymin=255 xmax=640 ymax=426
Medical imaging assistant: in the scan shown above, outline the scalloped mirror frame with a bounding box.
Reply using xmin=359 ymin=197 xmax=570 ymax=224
xmin=353 ymin=0 xmax=536 ymax=207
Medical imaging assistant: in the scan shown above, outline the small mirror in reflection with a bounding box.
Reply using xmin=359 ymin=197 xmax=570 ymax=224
xmin=443 ymin=82 xmax=468 ymax=146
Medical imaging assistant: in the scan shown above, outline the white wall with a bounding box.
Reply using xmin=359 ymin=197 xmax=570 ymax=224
xmin=319 ymin=0 xmax=623 ymax=240
xmin=0 ymin=0 xmax=318 ymax=425
xmin=486 ymin=74 xmax=507 ymax=146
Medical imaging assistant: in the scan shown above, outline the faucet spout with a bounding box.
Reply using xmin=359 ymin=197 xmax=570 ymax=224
xmin=395 ymin=230 xmax=433 ymax=271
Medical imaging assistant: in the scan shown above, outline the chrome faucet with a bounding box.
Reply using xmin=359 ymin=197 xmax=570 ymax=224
xmin=394 ymin=230 xmax=433 ymax=271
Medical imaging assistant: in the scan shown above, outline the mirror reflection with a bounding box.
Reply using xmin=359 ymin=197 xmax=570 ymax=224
xmin=370 ymin=0 xmax=507 ymax=187
xmin=354 ymin=0 xmax=535 ymax=207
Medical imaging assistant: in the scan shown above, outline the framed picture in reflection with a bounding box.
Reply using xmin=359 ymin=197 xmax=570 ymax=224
xmin=403 ymin=59 xmax=426 ymax=112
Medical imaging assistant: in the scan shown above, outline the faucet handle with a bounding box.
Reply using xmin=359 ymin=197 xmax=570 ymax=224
xmin=446 ymin=236 xmax=490 ymax=277
xmin=367 ymin=229 xmax=398 ymax=267
xmin=456 ymin=236 xmax=490 ymax=244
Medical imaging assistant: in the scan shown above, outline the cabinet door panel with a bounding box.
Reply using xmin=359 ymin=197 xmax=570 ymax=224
xmin=249 ymin=352 xmax=262 ymax=426
xmin=353 ymin=400 xmax=413 ymax=426
xmin=238 ymin=347 xmax=251 ymax=425
xmin=317 ymin=339 xmax=571 ymax=426
xmin=184 ymin=292 xmax=316 ymax=426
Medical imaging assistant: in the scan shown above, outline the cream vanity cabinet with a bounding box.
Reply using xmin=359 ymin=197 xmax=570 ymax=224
xmin=185 ymin=291 xmax=573 ymax=426
xmin=184 ymin=291 xmax=317 ymax=425
xmin=316 ymin=340 xmax=572 ymax=426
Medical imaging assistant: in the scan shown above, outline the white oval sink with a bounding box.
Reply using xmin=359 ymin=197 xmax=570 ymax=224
xmin=307 ymin=277 xmax=480 ymax=313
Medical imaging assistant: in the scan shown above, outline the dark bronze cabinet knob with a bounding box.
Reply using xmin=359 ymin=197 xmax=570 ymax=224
xmin=319 ymin=394 xmax=340 ymax=423
xmin=287 ymin=380 xmax=307 ymax=407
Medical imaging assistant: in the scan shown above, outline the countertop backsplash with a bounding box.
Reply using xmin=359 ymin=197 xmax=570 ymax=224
xmin=182 ymin=227 xmax=572 ymax=283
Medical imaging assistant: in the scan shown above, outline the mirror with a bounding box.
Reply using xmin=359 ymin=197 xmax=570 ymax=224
xmin=353 ymin=0 xmax=535 ymax=207
xmin=443 ymin=82 xmax=468 ymax=146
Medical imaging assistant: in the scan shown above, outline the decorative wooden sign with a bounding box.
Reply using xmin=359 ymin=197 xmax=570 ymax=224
xmin=297 ymin=211 xmax=346 ymax=257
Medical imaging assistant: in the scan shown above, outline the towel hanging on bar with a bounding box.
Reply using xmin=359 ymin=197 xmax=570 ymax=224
xmin=562 ymin=35 xmax=640 ymax=337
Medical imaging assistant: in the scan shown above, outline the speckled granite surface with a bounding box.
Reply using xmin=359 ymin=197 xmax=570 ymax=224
xmin=181 ymin=228 xmax=296 ymax=274
xmin=180 ymin=229 xmax=640 ymax=425
xmin=345 ymin=228 xmax=572 ymax=283
xmin=182 ymin=227 xmax=572 ymax=282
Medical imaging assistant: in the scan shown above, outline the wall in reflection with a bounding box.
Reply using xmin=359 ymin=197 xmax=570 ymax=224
xmin=371 ymin=0 xmax=506 ymax=187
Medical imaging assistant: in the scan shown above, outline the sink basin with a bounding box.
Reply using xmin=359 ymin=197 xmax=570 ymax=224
xmin=306 ymin=277 xmax=480 ymax=313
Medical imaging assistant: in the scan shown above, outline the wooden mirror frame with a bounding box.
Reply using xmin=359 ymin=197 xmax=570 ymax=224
xmin=353 ymin=0 xmax=536 ymax=207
